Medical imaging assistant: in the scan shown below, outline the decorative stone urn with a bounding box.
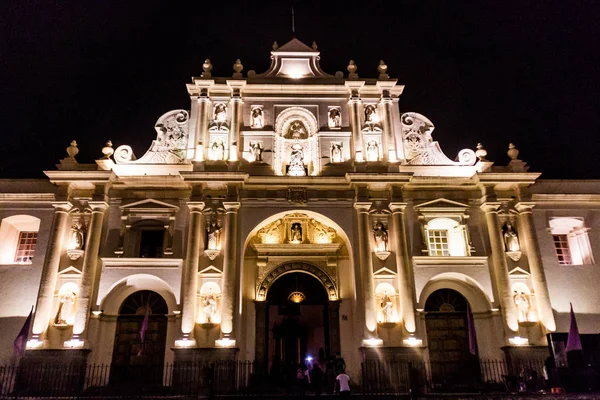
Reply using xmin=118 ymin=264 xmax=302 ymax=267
xmin=66 ymin=140 xmax=79 ymax=159
xmin=101 ymin=140 xmax=114 ymax=159
xmin=507 ymin=143 xmax=519 ymax=160
xmin=476 ymin=143 xmax=488 ymax=161
xmin=233 ymin=59 xmax=243 ymax=74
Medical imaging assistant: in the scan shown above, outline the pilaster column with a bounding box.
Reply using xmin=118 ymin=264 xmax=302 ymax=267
xmin=348 ymin=92 xmax=364 ymax=161
xmin=354 ymin=202 xmax=378 ymax=340
xmin=180 ymin=202 xmax=205 ymax=340
xmin=515 ymin=203 xmax=556 ymax=331
xmin=228 ymin=91 xmax=242 ymax=161
xmin=72 ymin=202 xmax=108 ymax=341
xmin=197 ymin=91 xmax=211 ymax=161
xmin=389 ymin=203 xmax=416 ymax=334
xmin=254 ymin=301 xmax=267 ymax=366
xmin=219 ymin=202 xmax=240 ymax=342
xmin=481 ymin=203 xmax=519 ymax=333
xmin=327 ymin=300 xmax=341 ymax=355
xmin=31 ymin=201 xmax=73 ymax=340
xmin=380 ymin=93 xmax=397 ymax=162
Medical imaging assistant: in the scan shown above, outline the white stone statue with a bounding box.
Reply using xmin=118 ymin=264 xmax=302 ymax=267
xmin=249 ymin=142 xmax=263 ymax=162
xmin=290 ymin=222 xmax=302 ymax=243
xmin=55 ymin=289 xmax=77 ymax=325
xmin=514 ymin=291 xmax=530 ymax=322
xmin=206 ymin=222 xmax=221 ymax=250
xmin=373 ymin=221 xmax=388 ymax=252
xmin=214 ymin=104 xmax=227 ymax=123
xmin=380 ymin=292 xmax=394 ymax=323
xmin=288 ymin=143 xmax=305 ymax=176
xmin=366 ymin=140 xmax=379 ymax=162
xmin=328 ymin=108 xmax=341 ymax=129
xmin=331 ymin=143 xmax=343 ymax=163
xmin=251 ymin=107 xmax=264 ymax=128
xmin=503 ymin=223 xmax=520 ymax=252
xmin=364 ymin=105 xmax=379 ymax=123
xmin=210 ymin=140 xmax=225 ymax=161
xmin=203 ymin=288 xmax=218 ymax=323
xmin=69 ymin=222 xmax=85 ymax=250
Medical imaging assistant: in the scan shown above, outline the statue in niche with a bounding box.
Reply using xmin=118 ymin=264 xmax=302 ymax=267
xmin=514 ymin=291 xmax=530 ymax=322
xmin=214 ymin=104 xmax=227 ymax=123
xmin=364 ymin=104 xmax=379 ymax=123
xmin=503 ymin=222 xmax=520 ymax=252
xmin=287 ymin=143 xmax=305 ymax=176
xmin=328 ymin=108 xmax=341 ymax=128
xmin=288 ymin=120 xmax=308 ymax=139
xmin=290 ymin=222 xmax=303 ymax=243
xmin=380 ymin=291 xmax=394 ymax=323
xmin=206 ymin=222 xmax=221 ymax=250
xmin=210 ymin=140 xmax=225 ymax=161
xmin=373 ymin=221 xmax=388 ymax=252
xmin=202 ymin=288 xmax=218 ymax=323
xmin=331 ymin=142 xmax=343 ymax=163
xmin=55 ymin=289 xmax=77 ymax=325
xmin=249 ymin=142 xmax=263 ymax=162
xmin=251 ymin=107 xmax=264 ymax=128
xmin=366 ymin=140 xmax=379 ymax=162
xmin=69 ymin=222 xmax=85 ymax=250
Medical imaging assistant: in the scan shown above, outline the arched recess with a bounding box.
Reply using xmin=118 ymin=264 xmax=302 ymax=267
xmin=418 ymin=272 xmax=492 ymax=314
xmin=100 ymin=274 xmax=178 ymax=315
xmin=274 ymin=107 xmax=319 ymax=138
xmin=257 ymin=262 xmax=338 ymax=301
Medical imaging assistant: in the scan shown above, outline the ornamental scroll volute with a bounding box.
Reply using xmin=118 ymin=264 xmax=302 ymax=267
xmin=400 ymin=112 xmax=476 ymax=166
xmin=114 ymin=109 xmax=190 ymax=164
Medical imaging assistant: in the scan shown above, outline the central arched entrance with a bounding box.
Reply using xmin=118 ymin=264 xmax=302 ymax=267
xmin=110 ymin=290 xmax=168 ymax=386
xmin=255 ymin=263 xmax=341 ymax=380
xmin=425 ymin=288 xmax=480 ymax=389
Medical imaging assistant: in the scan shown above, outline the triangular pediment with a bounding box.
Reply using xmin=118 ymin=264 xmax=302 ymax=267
xmin=374 ymin=267 xmax=397 ymax=277
xmin=275 ymin=38 xmax=317 ymax=53
xmin=58 ymin=266 xmax=81 ymax=276
xmin=199 ymin=265 xmax=222 ymax=275
xmin=414 ymin=198 xmax=470 ymax=210
xmin=120 ymin=198 xmax=180 ymax=212
xmin=509 ymin=266 xmax=530 ymax=277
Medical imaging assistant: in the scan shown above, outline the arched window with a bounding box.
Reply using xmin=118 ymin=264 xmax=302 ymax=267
xmin=0 ymin=215 xmax=41 ymax=264
xmin=425 ymin=217 xmax=469 ymax=257
xmin=549 ymin=218 xmax=594 ymax=265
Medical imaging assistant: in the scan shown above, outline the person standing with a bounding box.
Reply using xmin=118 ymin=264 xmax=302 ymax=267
xmin=311 ymin=362 xmax=323 ymax=397
xmin=335 ymin=368 xmax=351 ymax=398
xmin=334 ymin=352 xmax=346 ymax=375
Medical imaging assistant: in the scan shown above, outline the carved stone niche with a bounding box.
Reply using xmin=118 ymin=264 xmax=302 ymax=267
xmin=114 ymin=199 xmax=179 ymax=257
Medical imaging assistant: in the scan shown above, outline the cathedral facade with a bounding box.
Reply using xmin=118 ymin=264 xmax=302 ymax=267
xmin=0 ymin=38 xmax=598 ymax=382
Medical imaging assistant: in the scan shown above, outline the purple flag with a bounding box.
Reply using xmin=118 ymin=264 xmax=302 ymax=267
xmin=13 ymin=306 xmax=33 ymax=359
xmin=137 ymin=304 xmax=150 ymax=356
xmin=467 ymin=305 xmax=478 ymax=355
xmin=566 ymin=303 xmax=583 ymax=352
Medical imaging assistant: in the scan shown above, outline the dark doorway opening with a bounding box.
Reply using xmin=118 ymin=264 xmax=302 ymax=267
xmin=110 ymin=290 xmax=168 ymax=386
xmin=425 ymin=288 xmax=480 ymax=390
xmin=266 ymin=272 xmax=329 ymax=385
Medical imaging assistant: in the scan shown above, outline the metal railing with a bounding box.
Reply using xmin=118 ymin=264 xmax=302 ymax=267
xmin=0 ymin=358 xmax=548 ymax=397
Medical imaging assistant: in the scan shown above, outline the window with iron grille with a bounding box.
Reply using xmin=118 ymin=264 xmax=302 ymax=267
xmin=553 ymin=234 xmax=572 ymax=265
xmin=14 ymin=231 xmax=38 ymax=263
xmin=428 ymin=229 xmax=450 ymax=256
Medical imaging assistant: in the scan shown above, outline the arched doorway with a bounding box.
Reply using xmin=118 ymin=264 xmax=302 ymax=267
xmin=110 ymin=290 xmax=168 ymax=385
xmin=425 ymin=288 xmax=480 ymax=389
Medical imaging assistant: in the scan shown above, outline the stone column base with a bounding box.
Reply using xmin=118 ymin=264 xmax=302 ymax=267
xmin=502 ymin=345 xmax=550 ymax=373
xmin=171 ymin=347 xmax=239 ymax=395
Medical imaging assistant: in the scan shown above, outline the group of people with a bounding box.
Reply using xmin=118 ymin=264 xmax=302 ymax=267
xmin=295 ymin=352 xmax=351 ymax=397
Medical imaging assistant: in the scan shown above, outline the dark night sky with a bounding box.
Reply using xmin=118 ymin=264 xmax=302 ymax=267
xmin=1 ymin=1 xmax=599 ymax=179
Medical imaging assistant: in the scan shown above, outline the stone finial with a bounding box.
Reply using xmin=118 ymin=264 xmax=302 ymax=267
xmin=347 ymin=60 xmax=358 ymax=79
xmin=475 ymin=143 xmax=488 ymax=161
xmin=202 ymin=59 xmax=212 ymax=78
xmin=66 ymin=140 xmax=79 ymax=159
xmin=247 ymin=70 xmax=256 ymax=78
xmin=272 ymin=41 xmax=279 ymax=50
xmin=507 ymin=143 xmax=519 ymax=160
xmin=233 ymin=59 xmax=243 ymax=77
xmin=334 ymin=71 xmax=344 ymax=79
xmin=377 ymin=60 xmax=389 ymax=80
xmin=101 ymin=140 xmax=114 ymax=159
xmin=311 ymin=41 xmax=318 ymax=50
